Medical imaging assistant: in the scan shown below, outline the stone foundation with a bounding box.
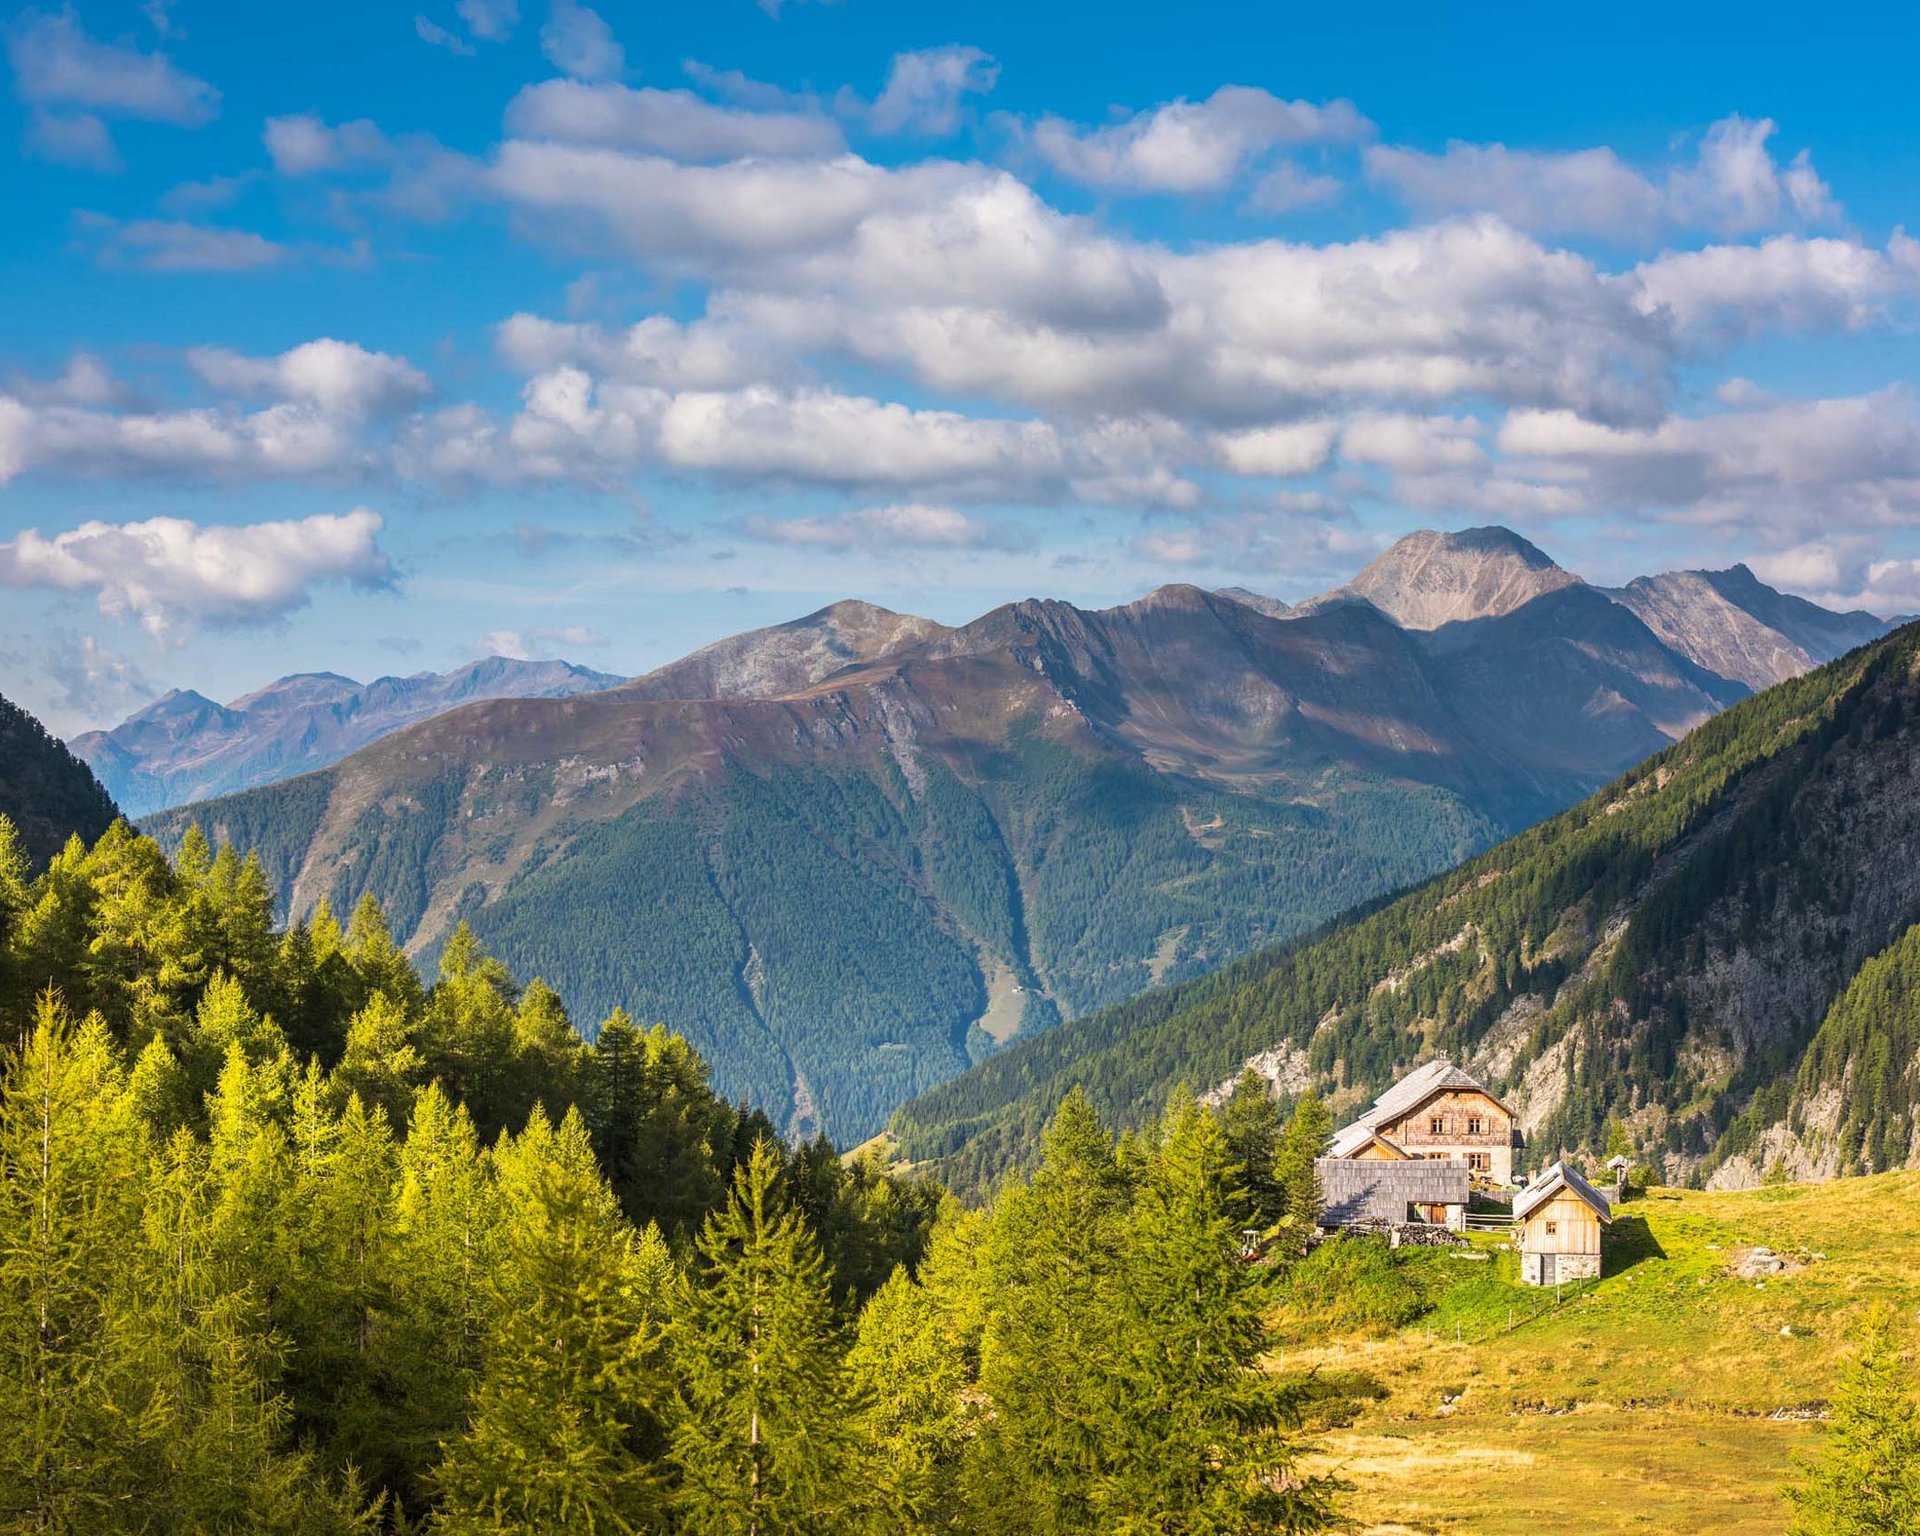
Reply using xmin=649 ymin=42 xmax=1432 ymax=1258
xmin=1521 ymin=1250 xmax=1600 ymax=1286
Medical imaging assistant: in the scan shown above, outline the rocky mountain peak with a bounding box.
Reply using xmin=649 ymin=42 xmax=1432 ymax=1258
xmin=1340 ymin=526 xmax=1581 ymax=629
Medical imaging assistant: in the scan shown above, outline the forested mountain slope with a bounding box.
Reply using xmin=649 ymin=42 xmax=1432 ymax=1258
xmin=144 ymin=578 xmax=1726 ymax=1144
xmin=891 ymin=622 xmax=1920 ymax=1195
xmin=0 ymin=690 xmax=117 ymax=867
xmin=73 ymin=656 xmax=626 ymax=816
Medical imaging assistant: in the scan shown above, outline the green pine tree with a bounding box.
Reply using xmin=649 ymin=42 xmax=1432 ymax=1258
xmin=1788 ymin=1309 xmax=1920 ymax=1535
xmin=670 ymin=1137 xmax=867 ymax=1536
xmin=1272 ymin=1090 xmax=1332 ymax=1256
xmin=433 ymin=1107 xmax=666 ymax=1535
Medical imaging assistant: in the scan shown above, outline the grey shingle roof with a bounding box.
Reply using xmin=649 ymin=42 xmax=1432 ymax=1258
xmin=1316 ymin=1157 xmax=1469 ymax=1226
xmin=1513 ymin=1160 xmax=1613 ymax=1223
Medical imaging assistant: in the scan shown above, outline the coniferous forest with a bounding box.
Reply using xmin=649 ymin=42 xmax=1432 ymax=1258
xmin=0 ymin=814 xmax=1344 ymax=1535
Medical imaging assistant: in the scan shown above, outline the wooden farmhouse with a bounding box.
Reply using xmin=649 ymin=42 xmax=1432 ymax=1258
xmin=1513 ymin=1160 xmax=1611 ymax=1285
xmin=1324 ymin=1060 xmax=1520 ymax=1184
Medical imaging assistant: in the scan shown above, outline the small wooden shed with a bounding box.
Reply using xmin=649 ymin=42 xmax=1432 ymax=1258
xmin=1513 ymin=1161 xmax=1611 ymax=1285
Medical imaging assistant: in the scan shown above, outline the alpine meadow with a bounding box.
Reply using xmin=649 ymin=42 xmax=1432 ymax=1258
xmin=8 ymin=1 xmax=1920 ymax=1532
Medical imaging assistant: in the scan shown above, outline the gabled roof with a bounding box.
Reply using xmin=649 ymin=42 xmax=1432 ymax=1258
xmin=1326 ymin=1059 xmax=1511 ymax=1157
xmin=1513 ymin=1160 xmax=1613 ymax=1224
xmin=1324 ymin=1126 xmax=1410 ymax=1159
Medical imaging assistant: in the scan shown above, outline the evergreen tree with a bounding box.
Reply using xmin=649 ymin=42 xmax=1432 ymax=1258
xmin=1093 ymin=1093 xmax=1342 ymax=1533
xmin=1218 ymin=1070 xmax=1285 ymax=1228
xmin=671 ymin=1137 xmax=867 ymax=1536
xmin=848 ymin=1265 xmax=971 ymax=1531
xmin=1788 ymin=1309 xmax=1920 ymax=1535
xmin=434 ymin=1107 xmax=666 ymax=1535
xmin=1272 ymin=1090 xmax=1332 ymax=1256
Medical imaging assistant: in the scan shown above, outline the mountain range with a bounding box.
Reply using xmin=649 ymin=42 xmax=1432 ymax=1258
xmin=133 ymin=527 xmax=1894 ymax=1142
xmin=71 ymin=657 xmax=627 ymax=817
xmin=891 ymin=616 xmax=1920 ymax=1196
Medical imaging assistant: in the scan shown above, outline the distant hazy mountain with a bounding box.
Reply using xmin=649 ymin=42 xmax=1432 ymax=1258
xmin=1607 ymin=564 xmax=1893 ymax=690
xmin=0 ymin=691 xmax=118 ymax=868
xmin=72 ymin=657 xmax=627 ymax=816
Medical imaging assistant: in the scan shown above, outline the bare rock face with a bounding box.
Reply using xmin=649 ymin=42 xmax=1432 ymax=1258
xmin=1213 ymin=586 xmax=1292 ymax=620
xmin=1608 ymin=565 xmax=1892 ymax=691
xmin=1333 ymin=527 xmax=1583 ymax=630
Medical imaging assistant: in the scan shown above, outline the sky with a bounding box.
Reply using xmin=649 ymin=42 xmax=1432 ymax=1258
xmin=5 ymin=0 xmax=1920 ymax=735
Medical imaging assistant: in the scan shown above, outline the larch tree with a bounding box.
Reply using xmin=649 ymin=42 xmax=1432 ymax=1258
xmin=1788 ymin=1308 xmax=1920 ymax=1536
xmin=670 ymin=1136 xmax=867 ymax=1536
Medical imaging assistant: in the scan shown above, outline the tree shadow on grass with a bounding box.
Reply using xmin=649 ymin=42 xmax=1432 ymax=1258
xmin=1604 ymin=1214 xmax=1666 ymax=1276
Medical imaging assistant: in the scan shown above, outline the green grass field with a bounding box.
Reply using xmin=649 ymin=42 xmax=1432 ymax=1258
xmin=1286 ymin=1172 xmax=1920 ymax=1535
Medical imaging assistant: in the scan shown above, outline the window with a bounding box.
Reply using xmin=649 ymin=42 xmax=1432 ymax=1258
xmin=1544 ymin=1221 xmax=1558 ymax=1236
xmin=1429 ymin=1114 xmax=1445 ymax=1136
xmin=1467 ymin=1115 xmax=1484 ymax=1135
xmin=1468 ymin=1152 xmax=1491 ymax=1173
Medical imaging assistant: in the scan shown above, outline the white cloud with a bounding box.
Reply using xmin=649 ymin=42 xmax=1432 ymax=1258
xmin=82 ymin=215 xmax=286 ymax=272
xmin=540 ymin=0 xmax=623 ymax=81
xmin=1367 ymin=114 xmax=1839 ymax=240
xmin=479 ymin=623 xmax=607 ymax=659
xmin=457 ymin=0 xmax=518 ymax=41
xmin=264 ymin=114 xmax=390 ymax=175
xmin=1340 ymin=412 xmax=1487 ymax=473
xmin=1631 ymin=233 xmax=1920 ymax=342
xmin=414 ymin=15 xmax=475 ymax=55
xmin=867 ymin=46 xmax=998 ymax=136
xmin=504 ymin=80 xmax=843 ymax=160
xmin=24 ymin=107 xmax=118 ymax=170
xmin=1131 ymin=501 xmax=1367 ymax=575
xmin=7 ymin=9 xmax=218 ymax=125
xmin=1025 ymin=86 xmax=1370 ymax=193
xmin=737 ymin=502 xmax=1027 ymax=551
xmin=496 ymin=312 xmax=776 ymax=389
xmin=1247 ymin=160 xmax=1341 ymax=213
xmin=187 ymin=339 xmax=432 ymax=419
xmin=1211 ymin=420 xmax=1338 ymax=477
xmin=0 ymin=509 xmax=394 ymax=635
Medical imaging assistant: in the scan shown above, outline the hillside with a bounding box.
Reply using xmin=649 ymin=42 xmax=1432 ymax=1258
xmin=890 ymin=621 xmax=1920 ymax=1193
xmin=1292 ymin=1173 xmax=1920 ymax=1534
xmin=0 ymin=690 xmax=119 ymax=867
xmin=72 ymin=656 xmax=627 ymax=816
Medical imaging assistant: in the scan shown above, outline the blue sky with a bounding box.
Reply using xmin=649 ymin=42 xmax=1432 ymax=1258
xmin=5 ymin=0 xmax=1920 ymax=734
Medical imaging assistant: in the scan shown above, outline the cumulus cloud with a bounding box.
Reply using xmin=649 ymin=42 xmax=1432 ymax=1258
xmin=1631 ymin=233 xmax=1920 ymax=342
xmin=495 ymin=312 xmax=777 ymax=389
xmin=540 ymin=0 xmax=623 ymax=80
xmin=1211 ymin=420 xmax=1338 ymax=478
xmin=736 ymin=502 xmax=1029 ymax=551
xmin=1024 ymin=86 xmax=1370 ymax=193
xmin=1131 ymin=500 xmax=1367 ymax=576
xmin=504 ymin=80 xmax=843 ymax=160
xmin=186 ymin=339 xmax=432 ymax=419
xmin=1340 ymin=412 xmax=1487 ymax=473
xmin=7 ymin=8 xmax=218 ymax=125
xmin=1492 ymin=387 xmax=1920 ymax=532
xmin=866 ymin=46 xmax=998 ymax=136
xmin=1368 ymin=114 xmax=1838 ymax=240
xmin=264 ymin=114 xmax=391 ymax=175
xmin=0 ymin=509 xmax=394 ymax=635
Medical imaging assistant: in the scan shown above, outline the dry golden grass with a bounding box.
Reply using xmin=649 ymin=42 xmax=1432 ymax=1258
xmin=1291 ymin=1173 xmax=1920 ymax=1534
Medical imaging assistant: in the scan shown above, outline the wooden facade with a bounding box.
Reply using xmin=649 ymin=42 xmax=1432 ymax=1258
xmin=1326 ymin=1061 xmax=1520 ymax=1185
xmin=1513 ymin=1161 xmax=1611 ymax=1285
xmin=1371 ymin=1087 xmax=1516 ymax=1183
